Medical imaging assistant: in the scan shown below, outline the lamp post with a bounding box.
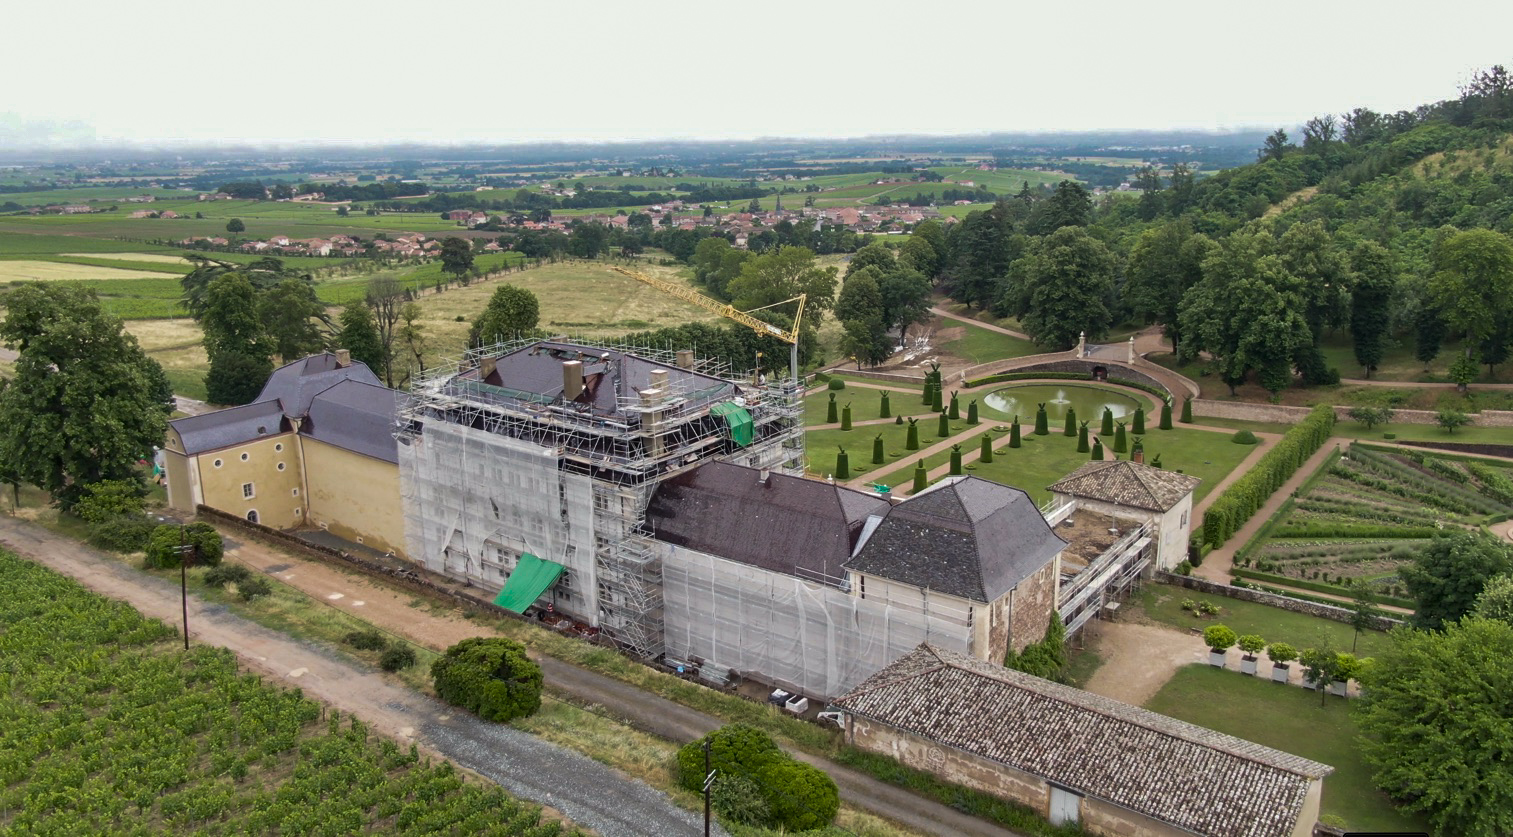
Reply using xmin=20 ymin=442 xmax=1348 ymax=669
xmin=161 ymin=518 xmax=197 ymax=651
xmin=702 ymin=738 xmax=716 ymax=837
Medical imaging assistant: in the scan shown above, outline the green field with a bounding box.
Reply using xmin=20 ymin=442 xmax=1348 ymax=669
xmin=0 ymin=548 xmax=569 ymax=836
xmin=1144 ymin=665 xmax=1427 ymax=833
xmin=1133 ymin=585 xmax=1393 ymax=658
xmin=936 ymin=320 xmax=1042 ymax=364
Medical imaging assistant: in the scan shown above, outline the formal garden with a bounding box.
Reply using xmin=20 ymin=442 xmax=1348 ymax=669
xmin=1231 ymin=443 xmax=1513 ymax=604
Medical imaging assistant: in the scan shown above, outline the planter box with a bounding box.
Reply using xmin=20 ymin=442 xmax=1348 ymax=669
xmin=1328 ymin=680 xmax=1348 ymax=697
xmin=1208 ymin=650 xmax=1227 ymax=667
xmin=1302 ymin=676 xmax=1318 ymax=691
xmin=1240 ymin=656 xmax=1258 ymax=675
xmin=1271 ymin=664 xmax=1290 ymax=683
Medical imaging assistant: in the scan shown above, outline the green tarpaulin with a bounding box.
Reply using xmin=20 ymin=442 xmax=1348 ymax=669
xmin=710 ymin=401 xmax=754 ymax=447
xmin=493 ymin=553 xmax=565 ymax=613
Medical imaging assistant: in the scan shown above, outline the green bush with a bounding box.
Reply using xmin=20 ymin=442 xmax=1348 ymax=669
xmin=826 ymin=378 xmax=846 ymax=391
xmin=237 ymin=577 xmax=271 ymax=601
xmin=1202 ymin=405 xmax=1334 ymax=548
xmin=1203 ymin=624 xmax=1238 ymax=652
xmin=72 ymin=479 xmax=147 ymax=524
xmin=87 ymin=516 xmax=158 ymax=553
xmin=203 ymin=563 xmax=252 ymax=588
xmin=380 ymin=646 xmax=417 ymax=672
xmin=344 ymin=629 xmax=389 ymax=651
xmin=758 ymin=759 xmax=840 ymax=832
xmin=430 ymin=637 xmax=542 ymax=722
xmin=709 ymin=774 xmax=770 ymax=827
xmin=143 ymin=522 xmax=225 ymax=569
xmin=1230 ymin=429 xmax=1259 ymax=445
xmin=676 ymin=724 xmax=783 ymax=794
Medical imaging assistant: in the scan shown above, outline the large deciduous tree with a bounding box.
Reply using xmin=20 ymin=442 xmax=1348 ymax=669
xmin=1401 ymin=531 xmax=1513 ymax=630
xmin=1429 ymin=228 xmax=1513 ymax=349
xmin=834 ymin=267 xmax=891 ymax=367
xmin=202 ymin=273 xmax=275 ymax=404
xmin=336 ymin=301 xmax=385 ymax=373
xmin=258 ymin=278 xmax=328 ymax=363
xmin=365 ymin=276 xmax=406 ymax=387
xmin=1124 ymin=221 xmax=1215 ymax=358
xmin=470 ymin=284 xmax=540 ymax=347
xmin=728 ymin=246 xmax=838 ymax=330
xmin=0 ymin=284 xmax=173 ymax=508
xmin=439 ymin=236 xmax=475 ymax=284
xmin=876 ymin=266 xmax=932 ymax=342
xmin=1000 ymin=226 xmax=1116 ymax=350
xmin=1026 ymin=180 xmax=1092 ymax=236
xmin=1357 ymin=617 xmax=1513 ymax=837
xmin=943 ymin=205 xmax=1017 ymax=310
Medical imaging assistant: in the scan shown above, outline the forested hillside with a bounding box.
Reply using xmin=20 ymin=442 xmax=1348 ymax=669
xmin=932 ymin=66 xmax=1513 ymax=394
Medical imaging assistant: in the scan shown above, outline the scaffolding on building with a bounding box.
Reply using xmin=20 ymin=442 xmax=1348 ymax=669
xmin=398 ymin=336 xmax=806 ymax=658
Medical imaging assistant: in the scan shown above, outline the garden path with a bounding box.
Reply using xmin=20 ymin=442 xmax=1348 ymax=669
xmin=1079 ymin=621 xmax=1206 ymax=706
xmin=1194 ymin=437 xmax=1351 ymax=584
xmin=928 ymin=306 xmax=1033 ymax=341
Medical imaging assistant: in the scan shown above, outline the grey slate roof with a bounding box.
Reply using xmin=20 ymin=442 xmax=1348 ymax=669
xmin=300 ymin=380 xmax=405 ymax=464
xmin=843 ymin=477 xmax=1066 ymax=603
xmin=459 ymin=341 xmax=736 ymax=418
xmin=647 ymin=461 xmax=889 ymax=582
xmin=835 ymin=644 xmax=1332 ymax=837
xmin=172 ymin=401 xmax=290 ymax=455
xmin=1048 ymin=460 xmax=1201 ymax=512
xmin=257 ymin=352 xmax=383 ymax=418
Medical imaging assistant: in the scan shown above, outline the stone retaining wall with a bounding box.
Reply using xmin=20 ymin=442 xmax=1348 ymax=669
xmin=1155 ymin=571 xmax=1403 ymax=631
xmin=991 ymin=359 xmax=1172 ymax=397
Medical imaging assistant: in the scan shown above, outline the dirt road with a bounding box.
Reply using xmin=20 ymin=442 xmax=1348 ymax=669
xmin=2 ymin=516 xmax=1021 ymax=837
xmin=1079 ymin=621 xmax=1207 ymax=706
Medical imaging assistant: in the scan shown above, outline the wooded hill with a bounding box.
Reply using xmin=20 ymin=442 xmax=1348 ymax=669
xmin=932 ymin=66 xmax=1513 ymax=393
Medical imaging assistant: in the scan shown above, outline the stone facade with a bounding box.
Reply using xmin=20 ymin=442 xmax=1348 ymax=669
xmin=1007 ymin=560 xmax=1059 ymax=653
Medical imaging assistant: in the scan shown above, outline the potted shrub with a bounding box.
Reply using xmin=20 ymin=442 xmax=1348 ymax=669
xmin=1299 ymin=646 xmax=1338 ymax=703
xmin=1237 ymin=634 xmax=1265 ymax=675
xmin=1330 ymin=652 xmax=1362 ymax=697
xmin=1203 ymin=625 xmax=1237 ymax=668
xmin=1266 ymin=642 xmax=1296 ymax=683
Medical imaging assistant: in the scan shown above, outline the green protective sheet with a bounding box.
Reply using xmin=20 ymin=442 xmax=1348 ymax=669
xmin=493 ymin=553 xmax=565 ymax=613
xmin=709 ymin=401 xmax=754 ymax=447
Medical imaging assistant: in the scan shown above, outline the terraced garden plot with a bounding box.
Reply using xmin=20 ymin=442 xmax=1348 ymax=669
xmin=1236 ymin=444 xmax=1513 ymax=600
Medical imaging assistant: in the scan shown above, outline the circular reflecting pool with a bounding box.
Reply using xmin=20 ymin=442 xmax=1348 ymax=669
xmin=981 ymin=383 xmax=1144 ymax=423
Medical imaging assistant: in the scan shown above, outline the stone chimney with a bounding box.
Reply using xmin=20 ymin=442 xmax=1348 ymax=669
xmin=334 ymin=348 xmax=351 ymax=367
xmin=758 ymin=468 xmax=770 ymax=485
xmin=480 ymin=356 xmax=497 ymax=379
xmin=563 ymin=360 xmax=584 ymax=401
xmin=675 ymin=349 xmax=695 ymax=370
xmin=649 ymin=368 xmax=669 ymax=391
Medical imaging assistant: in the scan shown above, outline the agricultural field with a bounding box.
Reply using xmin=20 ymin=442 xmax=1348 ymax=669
xmin=0 ymin=549 xmax=571 ymax=836
xmin=1233 ymin=443 xmax=1513 ymax=601
xmin=0 ymin=260 xmax=182 ymax=283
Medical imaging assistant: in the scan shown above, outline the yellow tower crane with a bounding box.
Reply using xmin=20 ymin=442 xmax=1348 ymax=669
xmin=610 ymin=265 xmax=806 ymax=383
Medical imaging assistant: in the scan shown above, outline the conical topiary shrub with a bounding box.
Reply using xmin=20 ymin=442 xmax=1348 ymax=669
xmin=1077 ymin=421 xmax=1090 ymax=453
xmin=840 ymin=403 xmax=852 ymax=431
xmin=1009 ymin=419 xmax=1022 ymax=448
xmin=1101 ymin=407 xmax=1114 ymax=437
xmin=1113 ymin=421 xmax=1127 ymax=453
xmin=1150 ymin=453 xmax=1164 ymax=469
xmin=879 ymin=391 xmax=890 ymax=418
xmin=922 ymin=379 xmax=933 ymax=405
xmin=835 ymin=448 xmax=850 ymax=480
xmin=1064 ymin=407 xmax=1077 ymax=437
xmin=980 ymin=433 xmax=994 ymax=463
xmin=937 ymin=411 xmax=950 ymax=438
xmin=827 ymin=392 xmax=838 ymax=424
xmin=949 ymin=444 xmax=963 ymax=476
xmin=948 ymin=391 xmax=960 ymax=420
xmin=1091 ymin=437 xmax=1104 ymax=460
xmin=1131 ymin=436 xmax=1144 ymax=462
xmin=1159 ymin=399 xmax=1173 ymax=430
xmin=905 ymin=418 xmax=919 ymax=450
xmin=931 ymin=385 xmax=944 ymax=413
xmin=1180 ymin=396 xmax=1193 ymax=424
xmin=912 ymin=460 xmax=928 ymax=494
xmin=967 ymin=399 xmax=978 ymax=425
xmin=872 ymin=434 xmax=885 ymax=464
xmin=1133 ymin=407 xmax=1146 ymax=435
xmin=1034 ymin=403 xmax=1049 ymax=436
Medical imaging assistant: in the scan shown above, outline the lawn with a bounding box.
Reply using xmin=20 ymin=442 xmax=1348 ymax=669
xmin=804 ymin=382 xmax=933 ymax=426
xmin=868 ymin=422 xmax=1080 ymax=501
xmin=804 ymin=416 xmax=966 ymax=480
xmin=1141 ymin=425 xmax=1258 ymax=504
xmin=1133 ymin=584 xmax=1393 ymax=658
xmin=1192 ymin=414 xmax=1513 ymax=447
xmin=1144 ymin=665 xmax=1428 ymax=833
xmin=936 ymin=319 xmax=1042 ymax=364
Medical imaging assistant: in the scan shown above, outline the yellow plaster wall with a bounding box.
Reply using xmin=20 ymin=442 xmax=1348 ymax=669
xmin=301 ymin=437 xmax=405 ymax=556
xmin=192 ymin=434 xmax=304 ymax=528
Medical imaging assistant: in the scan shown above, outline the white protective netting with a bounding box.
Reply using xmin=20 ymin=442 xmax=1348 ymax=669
xmin=661 ymin=545 xmax=971 ymax=701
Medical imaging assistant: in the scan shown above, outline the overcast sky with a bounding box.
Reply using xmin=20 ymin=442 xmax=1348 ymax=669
xmin=5 ymin=0 xmax=1511 ymax=148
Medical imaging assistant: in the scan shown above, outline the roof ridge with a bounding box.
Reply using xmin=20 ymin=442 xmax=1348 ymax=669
xmin=936 ymin=652 xmax=1332 ymax=779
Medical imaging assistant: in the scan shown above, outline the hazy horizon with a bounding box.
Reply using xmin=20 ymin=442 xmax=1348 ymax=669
xmin=6 ymin=0 xmax=1510 ymax=151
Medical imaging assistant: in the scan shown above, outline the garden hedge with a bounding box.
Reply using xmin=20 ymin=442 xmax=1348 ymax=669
xmin=677 ymin=724 xmax=838 ymax=832
xmin=143 ymin=522 xmax=224 ymax=569
xmin=1200 ymin=405 xmax=1335 ymax=548
xmin=1231 ymin=569 xmax=1418 ymax=609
